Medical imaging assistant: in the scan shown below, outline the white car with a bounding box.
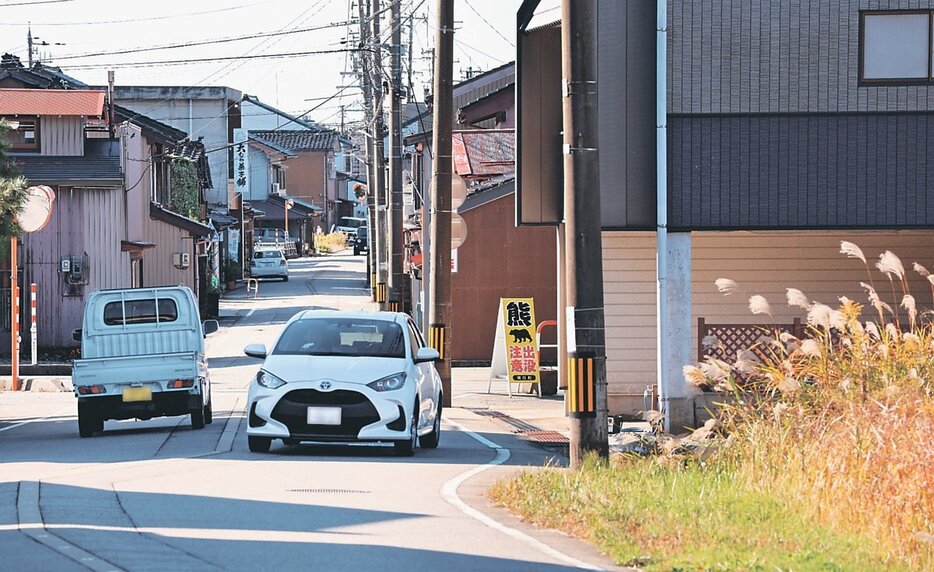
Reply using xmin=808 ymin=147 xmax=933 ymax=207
xmin=250 ymin=247 xmax=289 ymax=281
xmin=243 ymin=310 xmax=443 ymax=456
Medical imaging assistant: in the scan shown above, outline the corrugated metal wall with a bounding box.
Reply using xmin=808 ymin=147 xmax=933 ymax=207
xmin=40 ymin=116 xmax=83 ymax=156
xmin=143 ymin=219 xmax=195 ymax=291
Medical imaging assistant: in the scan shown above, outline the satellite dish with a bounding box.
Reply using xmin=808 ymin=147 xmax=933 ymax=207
xmin=18 ymin=185 xmax=56 ymax=233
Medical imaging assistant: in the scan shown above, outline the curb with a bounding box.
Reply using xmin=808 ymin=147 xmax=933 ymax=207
xmin=0 ymin=376 xmax=72 ymax=392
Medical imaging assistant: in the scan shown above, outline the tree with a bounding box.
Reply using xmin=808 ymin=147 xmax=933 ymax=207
xmin=0 ymin=119 xmax=28 ymax=239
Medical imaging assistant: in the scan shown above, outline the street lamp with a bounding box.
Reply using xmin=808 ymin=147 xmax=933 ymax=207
xmin=283 ymin=198 xmax=294 ymax=242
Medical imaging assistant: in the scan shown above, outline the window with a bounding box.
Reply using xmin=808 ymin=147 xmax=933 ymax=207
xmin=104 ymin=299 xmax=178 ymax=326
xmin=861 ymin=11 xmax=934 ymax=83
xmin=2 ymin=116 xmax=40 ymax=151
xmin=273 ymin=317 xmax=406 ymax=358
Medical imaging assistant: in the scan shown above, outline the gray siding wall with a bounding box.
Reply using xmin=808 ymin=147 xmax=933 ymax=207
xmin=669 ymin=0 xmax=934 ymax=114
xmin=40 ymin=116 xmax=83 ymax=156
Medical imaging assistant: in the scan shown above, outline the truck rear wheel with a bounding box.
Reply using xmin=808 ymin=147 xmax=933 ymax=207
xmin=204 ymin=401 xmax=213 ymax=425
xmin=190 ymin=405 xmax=205 ymax=430
xmin=77 ymin=402 xmax=103 ymax=438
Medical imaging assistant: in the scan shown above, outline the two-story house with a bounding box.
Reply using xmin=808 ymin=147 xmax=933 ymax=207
xmin=517 ymin=1 xmax=934 ymax=428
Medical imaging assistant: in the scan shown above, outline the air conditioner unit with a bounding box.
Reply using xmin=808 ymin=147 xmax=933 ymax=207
xmin=272 ymin=183 xmax=283 ymax=196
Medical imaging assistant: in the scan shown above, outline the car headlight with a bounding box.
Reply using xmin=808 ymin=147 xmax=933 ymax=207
xmin=256 ymin=370 xmax=287 ymax=389
xmin=367 ymin=372 xmax=406 ymax=392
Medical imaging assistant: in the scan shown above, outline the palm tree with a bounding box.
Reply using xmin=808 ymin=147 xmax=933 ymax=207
xmin=0 ymin=119 xmax=28 ymax=239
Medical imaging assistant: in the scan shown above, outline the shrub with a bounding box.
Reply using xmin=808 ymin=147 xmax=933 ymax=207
xmin=688 ymin=241 xmax=934 ymax=568
xmin=314 ymin=232 xmax=347 ymax=253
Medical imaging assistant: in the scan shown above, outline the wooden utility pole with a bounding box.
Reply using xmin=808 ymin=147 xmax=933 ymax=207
xmin=388 ymin=0 xmax=404 ymax=312
xmin=429 ymin=0 xmax=454 ymax=407
xmin=562 ymin=0 xmax=608 ymax=467
xmin=372 ymin=0 xmax=389 ymax=309
xmin=358 ymin=0 xmax=378 ymax=298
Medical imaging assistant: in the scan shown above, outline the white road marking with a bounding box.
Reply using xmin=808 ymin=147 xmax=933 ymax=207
xmin=215 ymin=397 xmax=243 ymax=453
xmin=246 ymin=309 xmax=255 ymax=317
xmin=0 ymin=408 xmax=72 ymax=433
xmin=441 ymin=419 xmax=604 ymax=571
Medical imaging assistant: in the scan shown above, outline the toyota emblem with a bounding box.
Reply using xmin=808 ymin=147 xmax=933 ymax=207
xmin=320 ymin=381 xmax=332 ymax=390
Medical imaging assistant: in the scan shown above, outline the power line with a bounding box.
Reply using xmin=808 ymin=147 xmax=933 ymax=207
xmin=462 ymin=0 xmax=515 ymax=48
xmin=0 ymin=0 xmax=73 ymax=6
xmin=0 ymin=0 xmax=278 ymax=25
xmin=55 ymin=48 xmax=362 ymax=71
xmin=53 ymin=21 xmax=353 ymax=61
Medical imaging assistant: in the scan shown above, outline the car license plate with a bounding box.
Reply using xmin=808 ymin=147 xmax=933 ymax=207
xmin=307 ymin=407 xmax=341 ymax=425
xmin=122 ymin=386 xmax=152 ymax=403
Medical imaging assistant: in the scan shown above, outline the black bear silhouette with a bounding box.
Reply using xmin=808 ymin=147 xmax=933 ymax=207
xmin=509 ymin=328 xmax=533 ymax=343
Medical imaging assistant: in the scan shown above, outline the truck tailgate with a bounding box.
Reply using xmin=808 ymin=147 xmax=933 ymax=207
xmin=72 ymin=352 xmax=199 ymax=387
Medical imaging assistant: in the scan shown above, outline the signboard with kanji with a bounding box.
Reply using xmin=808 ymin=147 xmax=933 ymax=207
xmin=494 ymin=297 xmax=539 ymax=385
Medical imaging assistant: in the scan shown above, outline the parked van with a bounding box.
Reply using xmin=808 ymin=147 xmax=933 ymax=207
xmin=71 ymin=286 xmax=219 ymax=437
xmin=333 ymin=216 xmax=367 ymax=237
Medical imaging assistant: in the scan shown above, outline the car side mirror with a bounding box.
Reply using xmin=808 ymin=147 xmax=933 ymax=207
xmin=414 ymin=347 xmax=440 ymax=363
xmin=244 ymin=343 xmax=268 ymax=359
xmin=72 ymin=328 xmax=82 ymax=342
xmin=202 ymin=319 xmax=219 ymax=337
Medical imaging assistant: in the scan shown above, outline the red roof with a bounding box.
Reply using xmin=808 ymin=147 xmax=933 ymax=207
xmin=452 ymin=129 xmax=515 ymax=178
xmin=0 ymin=88 xmax=105 ymax=117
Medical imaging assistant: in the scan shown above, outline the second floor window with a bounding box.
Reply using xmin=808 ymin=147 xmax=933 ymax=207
xmin=862 ymin=11 xmax=934 ymax=83
xmin=2 ymin=116 xmax=40 ymax=152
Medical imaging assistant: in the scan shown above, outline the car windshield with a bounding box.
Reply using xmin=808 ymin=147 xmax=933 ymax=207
xmin=273 ymin=317 xmax=406 ymax=358
xmin=254 ymin=250 xmax=281 ymax=259
xmin=339 ymin=217 xmax=365 ymax=229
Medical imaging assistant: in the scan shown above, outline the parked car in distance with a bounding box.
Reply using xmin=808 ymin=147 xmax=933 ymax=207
xmin=71 ymin=286 xmax=219 ymax=437
xmin=333 ymin=216 xmax=367 ymax=238
xmin=242 ymin=310 xmax=443 ymax=455
xmin=353 ymin=226 xmax=368 ymax=256
xmin=250 ymin=247 xmax=289 ymax=281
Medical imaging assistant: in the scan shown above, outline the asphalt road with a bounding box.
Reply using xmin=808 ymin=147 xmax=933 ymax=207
xmin=0 ymin=252 xmax=617 ymax=572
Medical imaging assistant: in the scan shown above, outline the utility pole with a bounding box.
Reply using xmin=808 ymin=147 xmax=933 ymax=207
xmin=373 ymin=0 xmax=389 ymax=310
xmin=429 ymin=0 xmax=453 ymax=407
xmin=388 ymin=0 xmax=404 ymax=312
xmin=358 ymin=0 xmax=378 ymax=299
xmin=407 ymin=13 xmax=415 ymax=102
xmin=27 ymin=25 xmax=33 ymax=67
xmin=561 ymin=0 xmax=608 ymax=467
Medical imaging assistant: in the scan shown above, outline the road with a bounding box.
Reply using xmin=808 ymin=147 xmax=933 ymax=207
xmin=0 ymin=252 xmax=616 ymax=571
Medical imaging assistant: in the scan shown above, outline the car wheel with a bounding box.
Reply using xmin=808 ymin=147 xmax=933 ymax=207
xmin=419 ymin=399 xmax=442 ymax=449
xmin=282 ymin=276 xmax=289 ymax=282
xmin=204 ymin=400 xmax=213 ymax=425
xmin=77 ymin=402 xmax=102 ymax=438
xmin=354 ymin=247 xmax=360 ymax=256
xmin=394 ymin=403 xmax=418 ymax=457
xmin=190 ymin=405 xmax=205 ymax=430
xmin=248 ymin=435 xmax=272 ymax=453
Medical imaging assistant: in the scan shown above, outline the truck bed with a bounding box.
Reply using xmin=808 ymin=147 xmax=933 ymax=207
xmin=72 ymin=352 xmax=199 ymax=387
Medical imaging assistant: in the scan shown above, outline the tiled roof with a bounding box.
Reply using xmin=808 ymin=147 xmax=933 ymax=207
xmin=114 ymin=104 xmax=187 ymax=143
xmin=452 ymin=129 xmax=515 ymax=178
xmin=150 ymin=203 xmax=212 ymax=237
xmin=250 ymin=199 xmax=315 ymax=222
xmin=0 ymin=88 xmax=104 ymax=116
xmin=15 ymin=155 xmax=122 ymax=187
xmin=250 ymin=130 xmax=337 ymax=153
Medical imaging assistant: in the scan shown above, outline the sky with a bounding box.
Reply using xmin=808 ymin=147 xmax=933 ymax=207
xmin=0 ymin=0 xmax=519 ymax=131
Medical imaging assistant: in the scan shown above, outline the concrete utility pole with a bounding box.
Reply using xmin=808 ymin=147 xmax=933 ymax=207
xmin=561 ymin=0 xmax=609 ymax=467
xmin=388 ymin=0 xmax=405 ymax=312
xmin=372 ymin=0 xmax=389 ymax=309
xmin=429 ymin=0 xmax=454 ymax=407
xmin=358 ymin=0 xmax=378 ymax=298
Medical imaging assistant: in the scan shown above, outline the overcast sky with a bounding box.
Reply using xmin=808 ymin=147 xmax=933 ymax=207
xmin=0 ymin=0 xmax=519 ymax=130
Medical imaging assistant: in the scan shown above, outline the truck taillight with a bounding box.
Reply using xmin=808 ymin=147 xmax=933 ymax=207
xmin=77 ymin=385 xmax=106 ymax=395
xmin=168 ymin=379 xmax=194 ymax=389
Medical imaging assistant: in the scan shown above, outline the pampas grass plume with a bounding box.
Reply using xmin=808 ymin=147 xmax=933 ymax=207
xmin=749 ymin=295 xmax=772 ymax=317
xmin=840 ymin=240 xmax=866 ymax=264
xmin=876 ymin=250 xmax=906 ymax=281
xmin=716 ymin=278 xmax=740 ymax=295
xmin=786 ymin=288 xmax=810 ymax=310
xmin=913 ymin=262 xmax=930 ymax=277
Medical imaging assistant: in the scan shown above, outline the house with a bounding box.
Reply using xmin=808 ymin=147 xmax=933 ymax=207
xmin=516 ymin=1 xmax=934 ymax=427
xmin=248 ymin=130 xmax=341 ymax=231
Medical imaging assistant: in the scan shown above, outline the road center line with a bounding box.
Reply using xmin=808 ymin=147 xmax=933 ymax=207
xmin=0 ymin=407 xmax=73 ymax=433
xmin=441 ymin=419 xmax=604 ymax=571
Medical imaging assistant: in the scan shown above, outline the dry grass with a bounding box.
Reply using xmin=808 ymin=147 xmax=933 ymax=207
xmin=313 ymin=232 xmax=347 ymax=253
xmin=696 ymin=242 xmax=934 ymax=569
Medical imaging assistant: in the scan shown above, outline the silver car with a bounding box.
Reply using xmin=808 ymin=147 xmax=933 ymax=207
xmin=250 ymin=247 xmax=289 ymax=281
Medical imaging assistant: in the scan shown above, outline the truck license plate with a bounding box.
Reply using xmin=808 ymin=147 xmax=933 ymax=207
xmin=122 ymin=387 xmax=152 ymax=402
xmin=307 ymin=407 xmax=341 ymax=425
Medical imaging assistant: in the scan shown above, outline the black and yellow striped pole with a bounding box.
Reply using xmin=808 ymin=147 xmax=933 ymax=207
xmin=387 ymin=299 xmax=401 ymax=312
xmin=566 ymin=354 xmax=596 ymax=417
xmin=371 ymin=273 xmax=378 ymax=301
xmin=375 ymin=282 xmax=387 ymax=304
xmin=428 ymin=324 xmax=446 ymax=361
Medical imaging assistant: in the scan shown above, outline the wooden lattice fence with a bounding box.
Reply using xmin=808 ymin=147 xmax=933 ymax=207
xmin=697 ymin=317 xmax=804 ymax=363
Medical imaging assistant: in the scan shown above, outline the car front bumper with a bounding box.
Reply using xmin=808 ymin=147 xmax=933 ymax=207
xmin=246 ymin=381 xmax=412 ymax=442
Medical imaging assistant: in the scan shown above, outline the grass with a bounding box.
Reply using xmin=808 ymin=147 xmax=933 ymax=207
xmin=491 ymin=456 xmax=905 ymax=571
xmin=313 ymin=232 xmax=347 ymax=253
xmin=492 ymin=241 xmax=934 ymax=570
